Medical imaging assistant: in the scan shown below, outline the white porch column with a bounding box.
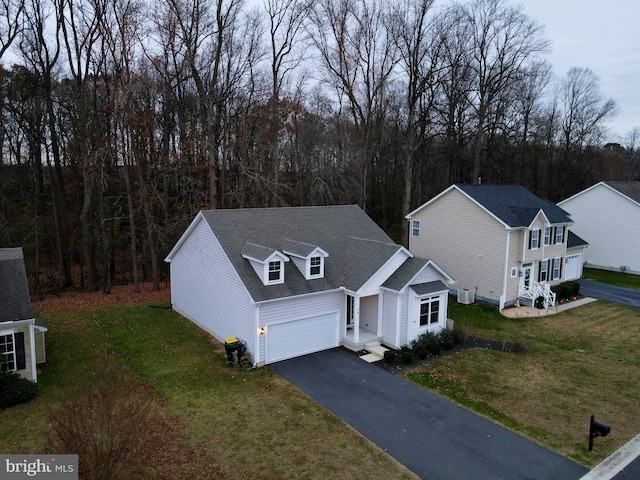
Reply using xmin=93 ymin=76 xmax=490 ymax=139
xmin=353 ymin=296 xmax=361 ymax=343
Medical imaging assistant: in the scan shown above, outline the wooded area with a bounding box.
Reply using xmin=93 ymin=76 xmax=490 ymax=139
xmin=0 ymin=0 xmax=638 ymax=296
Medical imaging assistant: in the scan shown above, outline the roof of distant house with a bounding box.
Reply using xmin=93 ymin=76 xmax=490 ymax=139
xmin=0 ymin=247 xmax=34 ymax=322
xmin=455 ymin=184 xmax=572 ymax=227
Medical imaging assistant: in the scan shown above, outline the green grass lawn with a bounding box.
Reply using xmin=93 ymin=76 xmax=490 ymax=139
xmin=0 ymin=304 xmax=417 ymax=479
xmin=583 ymin=268 xmax=640 ymax=290
xmin=408 ymin=300 xmax=640 ymax=467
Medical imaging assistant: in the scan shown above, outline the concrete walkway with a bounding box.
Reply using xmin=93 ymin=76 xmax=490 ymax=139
xmin=500 ymin=297 xmax=598 ymax=318
xmin=270 ymin=348 xmax=588 ymax=480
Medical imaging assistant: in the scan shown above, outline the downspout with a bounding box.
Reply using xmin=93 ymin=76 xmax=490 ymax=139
xmin=255 ymin=304 xmax=260 ymax=366
xmin=29 ymin=321 xmax=37 ymax=382
xmin=500 ymin=230 xmax=511 ymax=310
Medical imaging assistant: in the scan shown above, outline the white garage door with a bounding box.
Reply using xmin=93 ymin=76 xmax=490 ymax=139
xmin=266 ymin=312 xmax=339 ymax=364
xmin=565 ymin=254 xmax=582 ymax=280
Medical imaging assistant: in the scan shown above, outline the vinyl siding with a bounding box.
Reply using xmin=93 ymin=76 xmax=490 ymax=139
xmin=34 ymin=329 xmax=46 ymax=364
xmin=360 ymin=295 xmax=378 ymax=332
xmin=381 ymin=290 xmax=400 ymax=347
xmin=409 ymin=188 xmax=508 ymax=304
xmin=398 ymin=291 xmax=410 ymax=346
xmin=560 ymin=184 xmax=640 ymax=274
xmin=257 ymin=291 xmax=345 ymax=364
xmin=169 ymin=217 xmax=257 ymax=360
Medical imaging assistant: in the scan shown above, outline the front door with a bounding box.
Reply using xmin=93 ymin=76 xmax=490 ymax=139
xmin=346 ymin=295 xmax=354 ymax=329
xmin=521 ymin=263 xmax=534 ymax=292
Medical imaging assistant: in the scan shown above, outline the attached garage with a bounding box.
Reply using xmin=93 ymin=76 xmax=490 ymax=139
xmin=265 ymin=312 xmax=339 ymax=364
xmin=565 ymin=254 xmax=582 ymax=281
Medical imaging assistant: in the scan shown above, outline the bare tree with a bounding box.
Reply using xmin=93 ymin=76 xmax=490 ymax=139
xmin=265 ymin=0 xmax=309 ymax=205
xmin=460 ymin=0 xmax=549 ymax=183
xmin=0 ymin=0 xmax=24 ymax=59
xmin=309 ymin=0 xmax=397 ymax=211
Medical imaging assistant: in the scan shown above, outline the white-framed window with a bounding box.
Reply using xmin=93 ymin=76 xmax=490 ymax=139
xmin=309 ymin=256 xmax=321 ymax=277
xmin=419 ymin=297 xmax=440 ymax=326
xmin=543 ymin=227 xmax=551 ymax=246
xmin=510 ymin=267 xmax=518 ymax=278
xmin=530 ymin=229 xmax=540 ymax=249
xmin=412 ymin=220 xmax=420 ymax=237
xmin=0 ymin=332 xmax=16 ymax=372
xmin=539 ymin=259 xmax=549 ymax=282
xmin=552 ymin=257 xmax=562 ymax=280
xmin=555 ymin=226 xmax=564 ymax=244
xmin=268 ymin=261 xmax=281 ymax=282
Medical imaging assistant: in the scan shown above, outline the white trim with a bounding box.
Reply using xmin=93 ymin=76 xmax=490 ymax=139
xmin=29 ymin=322 xmax=37 ymax=382
xmin=559 ymin=181 xmax=640 ymax=209
xmin=501 ymin=230 xmax=511 ymax=310
xmin=165 ymin=212 xmax=205 ymax=262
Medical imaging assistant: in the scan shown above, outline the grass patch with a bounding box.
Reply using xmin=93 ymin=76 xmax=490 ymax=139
xmin=583 ymin=268 xmax=640 ymax=290
xmin=413 ymin=301 xmax=640 ymax=467
xmin=0 ymin=303 xmax=417 ymax=480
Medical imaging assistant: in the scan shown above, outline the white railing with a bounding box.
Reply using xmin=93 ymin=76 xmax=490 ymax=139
xmin=519 ymin=281 xmax=556 ymax=309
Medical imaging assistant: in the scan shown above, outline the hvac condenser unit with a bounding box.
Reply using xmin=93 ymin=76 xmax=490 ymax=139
xmin=457 ymin=288 xmax=474 ymax=305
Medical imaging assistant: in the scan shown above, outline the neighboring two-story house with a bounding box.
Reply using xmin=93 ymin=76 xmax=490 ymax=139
xmin=165 ymin=205 xmax=455 ymax=365
xmin=406 ymin=184 xmax=588 ymax=310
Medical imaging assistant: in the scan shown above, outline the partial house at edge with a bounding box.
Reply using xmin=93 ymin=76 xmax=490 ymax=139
xmin=0 ymin=247 xmax=47 ymax=382
xmin=406 ymin=184 xmax=588 ymax=310
xmin=558 ymin=181 xmax=640 ymax=275
xmin=165 ymin=205 xmax=455 ymax=366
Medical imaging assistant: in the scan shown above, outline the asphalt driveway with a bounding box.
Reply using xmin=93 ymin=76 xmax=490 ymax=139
xmin=270 ymin=348 xmax=588 ymax=480
xmin=578 ymin=279 xmax=640 ymax=308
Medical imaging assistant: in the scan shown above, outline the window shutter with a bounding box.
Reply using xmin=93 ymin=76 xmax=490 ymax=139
xmin=537 ymin=261 xmax=542 ymax=282
xmin=552 ymin=227 xmax=557 ymax=243
xmin=561 ymin=227 xmax=565 ymax=243
xmin=528 ymin=231 xmax=532 ymax=249
xmin=15 ymin=332 xmax=26 ymax=370
xmin=559 ymin=258 xmax=563 ymax=279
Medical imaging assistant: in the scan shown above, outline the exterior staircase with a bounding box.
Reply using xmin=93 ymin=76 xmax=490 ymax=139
xmin=519 ymin=280 xmax=556 ymax=309
xmin=358 ymin=341 xmax=389 ymax=363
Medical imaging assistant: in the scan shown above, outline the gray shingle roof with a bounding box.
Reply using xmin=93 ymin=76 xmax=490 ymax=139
xmin=456 ymin=184 xmax=572 ymax=227
xmin=410 ymin=281 xmax=448 ymax=296
xmin=242 ymin=242 xmax=280 ymax=262
xmin=605 ymin=181 xmax=640 ymax=204
xmin=567 ymin=230 xmax=589 ymax=249
xmin=0 ymin=247 xmax=34 ymax=322
xmin=382 ymin=257 xmax=430 ymax=291
xmin=282 ymin=239 xmax=322 ymax=258
xmin=199 ymin=205 xmax=399 ymax=302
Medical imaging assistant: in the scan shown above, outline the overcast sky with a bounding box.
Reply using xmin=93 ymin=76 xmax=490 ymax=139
xmin=515 ymin=0 xmax=640 ymax=141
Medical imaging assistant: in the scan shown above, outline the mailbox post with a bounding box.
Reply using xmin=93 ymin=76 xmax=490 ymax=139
xmin=589 ymin=415 xmax=610 ymax=451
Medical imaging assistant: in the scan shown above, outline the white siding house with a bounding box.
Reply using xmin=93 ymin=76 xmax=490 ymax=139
xmin=559 ymin=181 xmax=640 ymax=275
xmin=166 ymin=206 xmax=455 ymax=366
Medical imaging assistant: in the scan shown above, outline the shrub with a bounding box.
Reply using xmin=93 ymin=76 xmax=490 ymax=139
xmin=401 ymin=350 xmax=414 ymax=364
xmin=439 ymin=330 xmax=455 ymax=350
xmin=383 ymin=350 xmax=396 ymax=364
xmin=0 ymin=372 xmax=38 ymax=408
xmin=416 ymin=331 xmax=441 ymax=355
xmin=451 ymin=328 xmax=465 ymax=345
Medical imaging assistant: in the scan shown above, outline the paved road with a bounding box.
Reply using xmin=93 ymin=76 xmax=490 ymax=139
xmin=578 ymin=280 xmax=640 ymax=308
xmin=270 ymin=348 xmax=588 ymax=480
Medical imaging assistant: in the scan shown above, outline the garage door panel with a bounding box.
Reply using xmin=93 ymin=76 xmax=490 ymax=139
xmin=565 ymin=254 xmax=582 ymax=281
xmin=266 ymin=313 xmax=339 ymax=364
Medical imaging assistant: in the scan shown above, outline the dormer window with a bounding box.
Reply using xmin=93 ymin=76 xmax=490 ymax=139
xmin=310 ymin=257 xmax=321 ymax=277
xmin=282 ymin=239 xmax=328 ymax=280
xmin=268 ymin=261 xmax=282 ymax=282
xmin=242 ymin=242 xmax=288 ymax=286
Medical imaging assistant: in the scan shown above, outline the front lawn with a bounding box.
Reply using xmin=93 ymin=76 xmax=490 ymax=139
xmin=583 ymin=268 xmax=640 ymax=290
xmin=0 ymin=302 xmax=417 ymax=479
xmin=408 ymin=301 xmax=640 ymax=467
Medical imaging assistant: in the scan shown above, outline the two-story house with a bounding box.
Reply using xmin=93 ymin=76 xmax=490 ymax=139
xmin=406 ymin=184 xmax=588 ymax=310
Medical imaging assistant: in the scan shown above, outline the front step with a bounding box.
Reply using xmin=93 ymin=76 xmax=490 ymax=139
xmin=359 ymin=342 xmax=389 ymax=363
